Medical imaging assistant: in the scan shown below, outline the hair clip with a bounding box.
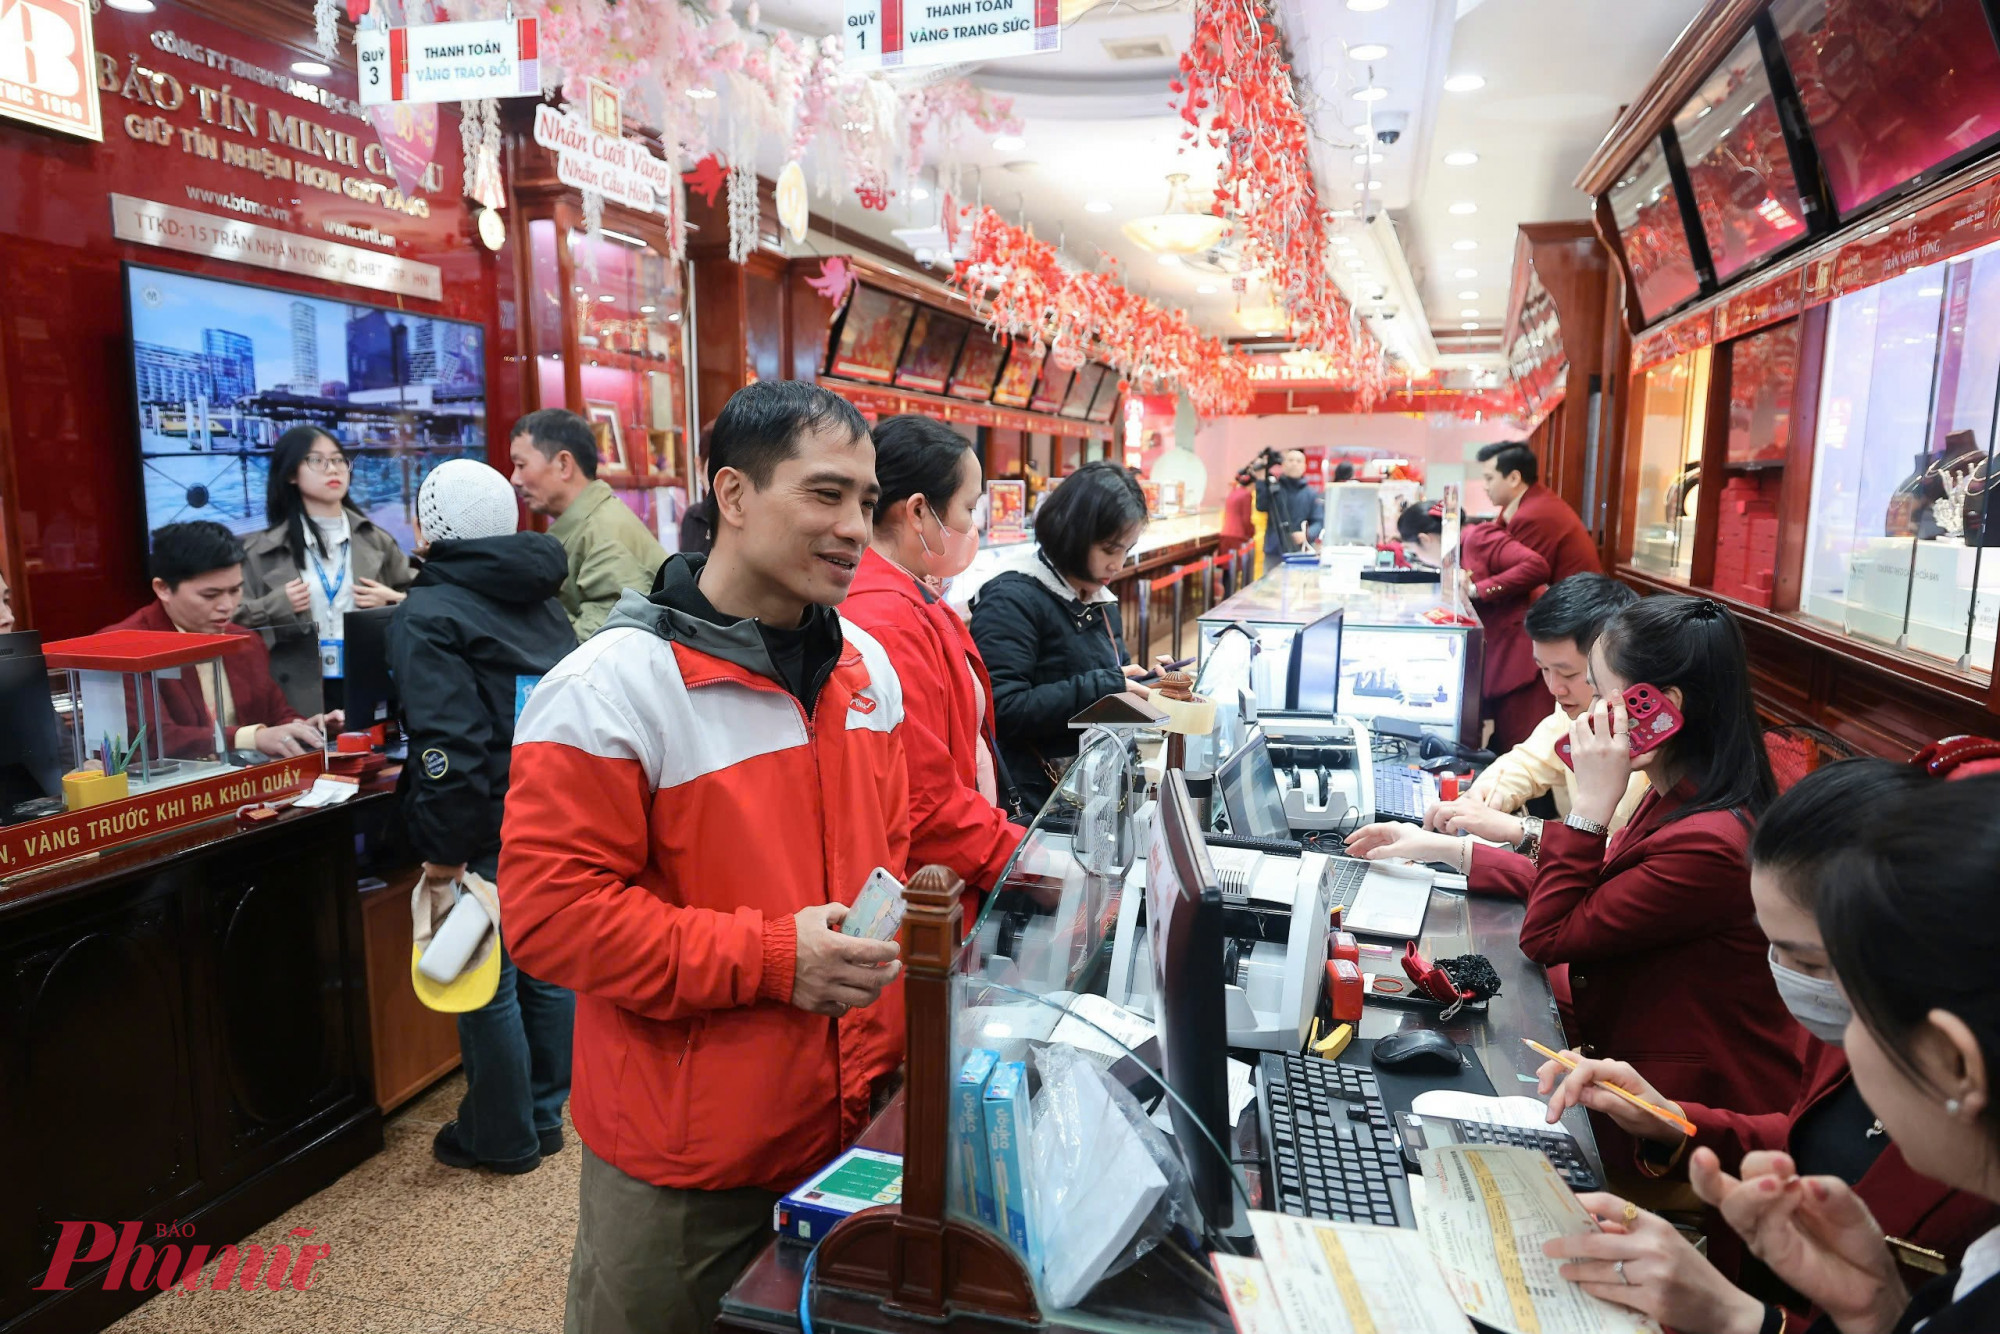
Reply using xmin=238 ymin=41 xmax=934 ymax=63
xmin=1911 ymin=735 xmax=2000 ymax=780
xmin=1692 ymin=597 xmax=1723 ymax=620
xmin=1427 ymin=502 xmax=1445 ymax=519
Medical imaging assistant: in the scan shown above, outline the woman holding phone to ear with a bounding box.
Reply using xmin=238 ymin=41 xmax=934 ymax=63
xmin=1349 ymin=595 xmax=1802 ymax=1145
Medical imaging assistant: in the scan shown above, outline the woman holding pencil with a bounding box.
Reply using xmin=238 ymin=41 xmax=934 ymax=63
xmin=1349 ymin=595 xmax=1802 ymax=1146
xmin=1540 ymin=773 xmax=2000 ymax=1334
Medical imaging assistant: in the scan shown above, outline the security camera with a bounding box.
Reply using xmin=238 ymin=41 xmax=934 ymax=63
xmin=1373 ymin=110 xmax=1409 ymax=145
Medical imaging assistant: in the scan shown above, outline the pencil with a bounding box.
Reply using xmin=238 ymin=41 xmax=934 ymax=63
xmin=1523 ymin=1037 xmax=1699 ymax=1137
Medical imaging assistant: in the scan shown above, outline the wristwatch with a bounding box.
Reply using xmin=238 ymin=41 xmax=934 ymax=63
xmin=1515 ymin=816 xmax=1544 ymax=864
xmin=1564 ymin=812 xmax=1610 ymax=837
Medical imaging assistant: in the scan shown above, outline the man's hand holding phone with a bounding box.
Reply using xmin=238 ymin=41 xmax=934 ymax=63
xmin=790 ymin=903 xmax=901 ymax=1018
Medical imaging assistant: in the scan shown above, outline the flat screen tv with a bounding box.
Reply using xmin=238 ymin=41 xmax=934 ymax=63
xmin=1673 ymin=28 xmax=1810 ymax=283
xmin=949 ymin=331 xmax=1008 ymax=400
xmin=893 ymin=307 xmax=969 ymax=394
xmin=991 ymin=338 xmax=1040 ymax=408
xmin=1086 ymin=367 xmax=1122 ymax=423
xmin=1061 ymin=363 xmax=1106 ymax=418
xmin=1771 ymin=0 xmax=2000 ymax=221
xmin=124 ymin=263 xmax=486 ymax=554
xmin=1029 ymin=351 xmax=1076 ymax=415
xmin=1608 ymin=136 xmax=1704 ymax=323
xmin=829 ymin=285 xmax=916 ymax=384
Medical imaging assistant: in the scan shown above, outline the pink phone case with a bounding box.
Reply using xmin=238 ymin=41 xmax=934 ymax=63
xmin=1554 ymin=683 xmax=1684 ymax=769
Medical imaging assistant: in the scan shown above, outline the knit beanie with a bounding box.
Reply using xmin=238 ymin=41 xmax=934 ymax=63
xmin=418 ymin=459 xmax=519 ymax=543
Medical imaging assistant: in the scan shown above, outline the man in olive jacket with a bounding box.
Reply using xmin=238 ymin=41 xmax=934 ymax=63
xmin=507 ymin=408 xmax=667 ymax=641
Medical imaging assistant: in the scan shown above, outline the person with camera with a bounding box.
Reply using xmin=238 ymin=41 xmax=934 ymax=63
xmin=1256 ymin=448 xmax=1323 ymax=558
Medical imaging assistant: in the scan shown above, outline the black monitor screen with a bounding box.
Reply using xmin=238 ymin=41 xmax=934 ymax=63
xmin=125 ymin=264 xmax=487 ymax=555
xmin=1286 ymin=609 xmax=1344 ymax=714
xmin=0 ymin=632 xmax=63 ymax=816
xmin=1217 ymin=732 xmax=1290 ymax=841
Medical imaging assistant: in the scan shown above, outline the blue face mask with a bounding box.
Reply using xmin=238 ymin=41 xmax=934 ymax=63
xmin=1768 ymin=945 xmax=1851 ymax=1047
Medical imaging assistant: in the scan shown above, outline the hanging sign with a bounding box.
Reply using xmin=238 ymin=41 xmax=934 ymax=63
xmin=0 ymin=0 xmax=102 ymax=141
xmin=842 ymin=0 xmax=1058 ymax=71
xmin=355 ymin=17 xmax=541 ymax=106
xmin=531 ymin=101 xmax=671 ymax=213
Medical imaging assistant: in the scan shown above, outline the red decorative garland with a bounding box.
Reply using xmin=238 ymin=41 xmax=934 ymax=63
xmin=952 ymin=207 xmax=1254 ymax=416
xmin=1174 ymin=0 xmax=1386 ymax=404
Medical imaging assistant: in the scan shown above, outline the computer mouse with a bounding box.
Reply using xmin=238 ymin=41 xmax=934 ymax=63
xmin=1371 ymin=1029 xmax=1462 ymax=1073
xmin=1369 ymin=857 xmax=1432 ymax=880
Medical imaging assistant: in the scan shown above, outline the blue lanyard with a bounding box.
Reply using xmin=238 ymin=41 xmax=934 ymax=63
xmin=306 ymin=536 xmax=348 ymax=606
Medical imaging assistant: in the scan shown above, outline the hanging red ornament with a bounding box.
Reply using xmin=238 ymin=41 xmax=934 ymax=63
xmin=683 ymin=155 xmax=728 ymax=208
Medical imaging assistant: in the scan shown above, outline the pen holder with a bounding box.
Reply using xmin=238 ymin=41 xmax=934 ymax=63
xmin=62 ymin=768 xmax=129 ymax=812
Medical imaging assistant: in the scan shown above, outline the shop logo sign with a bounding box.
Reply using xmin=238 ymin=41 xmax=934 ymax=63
xmin=35 ymin=1220 xmax=331 ymax=1293
xmin=0 ymin=0 xmax=102 ymax=141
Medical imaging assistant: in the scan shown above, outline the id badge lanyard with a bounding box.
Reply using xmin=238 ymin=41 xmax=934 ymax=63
xmin=307 ymin=541 xmax=349 ymax=677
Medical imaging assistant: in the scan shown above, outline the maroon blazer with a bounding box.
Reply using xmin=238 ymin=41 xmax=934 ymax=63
xmin=1461 ymin=520 xmax=1550 ymax=699
xmin=105 ymin=601 xmax=301 ymax=759
xmin=1501 ymin=483 xmax=1600 ymax=586
xmin=1472 ymin=784 xmax=1802 ymax=1153
xmin=1674 ymin=1031 xmax=1998 ymax=1299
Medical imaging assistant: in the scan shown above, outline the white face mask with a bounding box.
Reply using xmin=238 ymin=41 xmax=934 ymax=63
xmin=1768 ymin=945 xmax=1851 ymax=1047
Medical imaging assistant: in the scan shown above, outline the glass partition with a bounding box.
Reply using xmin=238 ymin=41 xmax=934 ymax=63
xmin=1627 ymin=348 xmax=1711 ymax=580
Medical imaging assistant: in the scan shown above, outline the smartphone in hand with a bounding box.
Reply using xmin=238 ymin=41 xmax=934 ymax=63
xmin=1555 ymin=683 xmax=1684 ymax=769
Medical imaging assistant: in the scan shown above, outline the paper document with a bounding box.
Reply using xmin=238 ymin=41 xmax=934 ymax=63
xmin=1212 ymin=1254 xmax=1293 ymax=1334
xmin=1416 ymin=1145 xmax=1661 ymax=1334
xmin=1247 ymin=1211 xmax=1474 ymax=1334
xmin=1411 ymin=1090 xmax=1557 ymax=1131
xmin=1228 ymin=1058 xmax=1258 ymax=1128
xmin=1048 ymin=993 xmax=1155 ymax=1063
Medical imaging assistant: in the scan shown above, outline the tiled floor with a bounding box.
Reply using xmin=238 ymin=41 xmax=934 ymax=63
xmin=106 ymin=1073 xmax=578 ymax=1334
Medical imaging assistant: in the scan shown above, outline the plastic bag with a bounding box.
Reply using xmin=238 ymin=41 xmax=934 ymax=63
xmin=1027 ymin=1044 xmax=1198 ymax=1308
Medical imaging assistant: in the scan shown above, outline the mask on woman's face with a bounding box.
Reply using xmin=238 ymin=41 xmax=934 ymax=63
xmin=916 ymin=501 xmax=980 ymax=579
xmin=1768 ymin=945 xmax=1852 ymax=1046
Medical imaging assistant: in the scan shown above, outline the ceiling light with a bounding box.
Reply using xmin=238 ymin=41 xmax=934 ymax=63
xmin=1355 ymin=179 xmax=1383 ymax=191
xmin=1353 ymin=151 xmax=1384 ymax=165
xmin=1121 ymin=172 xmax=1229 ymax=254
xmin=1443 ymin=150 xmax=1479 ymax=167
xmin=1461 ymin=321 xmax=1481 ymax=330
xmin=1084 ymin=200 xmax=1113 ymax=213
xmin=1157 ymin=253 xmax=1181 ymax=267
xmin=1352 ymin=86 xmax=1390 ymax=103
xmin=1454 ymin=267 xmax=1478 ymax=279
xmin=992 ymin=134 xmax=1026 ymax=151
xmin=600 ymin=228 xmax=648 ymax=247
xmin=1449 ymin=201 xmax=1478 ymax=215
xmin=105 ymin=0 xmax=154 ymax=10
xmin=910 ymin=186 xmax=930 ymax=201
xmin=1452 ymin=239 xmax=1478 ymax=251
xmin=1458 ymin=290 xmax=1478 ymax=300
xmin=1349 ymin=43 xmax=1390 ymax=60
xmin=1344 ymin=258 xmax=1367 ymax=270
xmin=1461 ymin=307 xmax=1479 ymax=317
xmin=1443 ymin=73 xmax=1486 ymax=92
xmin=640 ymin=305 xmax=657 ymax=314
xmin=1346 ymin=0 xmax=1388 ymax=10
xmin=1197 ymin=283 xmax=1218 ymax=294
xmin=599 ymin=294 xmax=616 ymax=303
xmin=291 ymin=60 xmax=331 ymax=77
xmin=667 ymin=312 xmax=682 ymax=322
xmin=686 ymin=86 xmax=718 ymax=100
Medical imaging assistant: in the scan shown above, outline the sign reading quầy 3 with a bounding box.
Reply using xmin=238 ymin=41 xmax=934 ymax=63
xmin=842 ymin=0 xmax=1058 ymax=71
xmin=0 ymin=0 xmax=101 ymax=141
xmin=0 ymin=753 xmax=321 ymax=881
xmin=111 ymin=193 xmax=444 ymax=300
xmin=354 ymin=17 xmax=541 ymax=107
xmin=530 ymin=102 xmax=671 ymax=213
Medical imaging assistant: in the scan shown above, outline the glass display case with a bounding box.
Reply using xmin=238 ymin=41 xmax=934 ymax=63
xmin=1627 ymin=348 xmax=1711 ymax=581
xmin=1800 ymin=240 xmax=2000 ymax=670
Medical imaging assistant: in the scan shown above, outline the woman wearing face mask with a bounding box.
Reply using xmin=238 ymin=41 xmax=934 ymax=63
xmin=1532 ymin=760 xmax=1997 ymax=1333
xmin=843 ymin=416 xmax=1025 ymax=890
xmin=972 ymin=460 xmax=1151 ymax=812
xmin=1348 ymin=596 xmax=1802 ymax=1146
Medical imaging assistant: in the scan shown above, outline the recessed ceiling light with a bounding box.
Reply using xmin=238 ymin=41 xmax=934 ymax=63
xmin=1454 ymin=267 xmax=1478 ymax=279
xmin=105 ymin=0 xmax=154 ymax=11
xmin=992 ymin=134 xmax=1026 ymax=151
xmin=1352 ymin=86 xmax=1390 ymax=103
xmin=640 ymin=305 xmax=657 ymax=314
xmin=1443 ymin=73 xmax=1486 ymax=93
xmin=1443 ymin=150 xmax=1479 ymax=167
xmin=1458 ymin=290 xmax=1479 ymax=300
xmin=1157 ymin=253 xmax=1181 ymax=266
xmin=1346 ymin=0 xmax=1388 ymax=10
xmin=1197 ymin=283 xmax=1217 ymax=294
xmin=1349 ymin=43 xmax=1390 ymax=60
xmin=1085 ymin=200 xmax=1113 ymax=213
xmin=1353 ymin=151 xmax=1384 ymax=165
xmin=1460 ymin=321 xmax=1481 ymax=330
xmin=291 ymin=60 xmax=331 ymax=77
xmin=909 ymin=186 xmax=931 ymax=201
xmin=686 ymin=86 xmax=718 ymax=100
xmin=1449 ymin=201 xmax=1478 ymax=215
xmin=1344 ymin=258 xmax=1367 ymax=270
xmin=1461 ymin=307 xmax=1479 ymax=317
xmin=599 ymin=294 xmax=616 ymax=303
xmin=1355 ymin=179 xmax=1383 ymax=191
xmin=1452 ymin=239 xmax=1478 ymax=251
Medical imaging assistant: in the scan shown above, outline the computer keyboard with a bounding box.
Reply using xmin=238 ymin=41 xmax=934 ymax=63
xmin=1257 ymin=1052 xmax=1414 ymax=1227
xmin=1322 ymin=856 xmax=1370 ymax=914
xmin=1373 ymin=762 xmax=1437 ymax=824
xmin=1206 ymin=831 xmax=1305 ymax=857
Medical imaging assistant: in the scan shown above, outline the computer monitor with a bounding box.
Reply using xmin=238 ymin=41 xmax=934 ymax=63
xmin=343 ymin=606 xmax=399 ymax=737
xmin=1215 ymin=732 xmax=1290 ymax=841
xmin=1147 ymin=768 xmax=1233 ymax=1233
xmin=0 ymin=632 xmax=64 ymax=819
xmin=1284 ymin=609 xmax=1344 ymax=715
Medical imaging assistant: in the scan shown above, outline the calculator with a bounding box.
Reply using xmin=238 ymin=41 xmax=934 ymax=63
xmin=1397 ymin=1112 xmax=1601 ymax=1191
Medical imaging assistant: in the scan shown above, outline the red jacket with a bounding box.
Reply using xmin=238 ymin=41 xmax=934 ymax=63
xmin=1460 ymin=520 xmax=1550 ymax=699
xmin=1473 ymin=784 xmax=1802 ymax=1155
xmin=1671 ymin=1031 xmax=1998 ymax=1298
xmin=1501 ymin=483 xmax=1600 ymax=586
xmin=499 ymin=593 xmax=910 ymax=1193
xmin=1221 ymin=485 xmax=1256 ymax=543
xmin=104 ymin=600 xmax=301 ymax=757
xmin=842 ymin=548 xmax=1023 ymax=890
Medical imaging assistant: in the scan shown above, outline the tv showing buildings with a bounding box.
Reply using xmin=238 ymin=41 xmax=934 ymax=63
xmin=126 ymin=265 xmax=486 ymax=552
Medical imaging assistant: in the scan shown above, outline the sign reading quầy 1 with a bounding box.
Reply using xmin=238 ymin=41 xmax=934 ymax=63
xmin=842 ymin=0 xmax=1058 ymax=70
xmin=0 ymin=753 xmax=322 ymax=881
xmin=530 ymin=102 xmax=672 ymax=214
xmin=354 ymin=17 xmax=541 ymax=107
xmin=0 ymin=0 xmax=101 ymax=141
xmin=110 ymin=193 xmax=444 ymax=300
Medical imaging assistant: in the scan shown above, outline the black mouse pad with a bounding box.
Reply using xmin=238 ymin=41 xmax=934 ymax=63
xmin=1338 ymin=1033 xmax=1497 ymax=1127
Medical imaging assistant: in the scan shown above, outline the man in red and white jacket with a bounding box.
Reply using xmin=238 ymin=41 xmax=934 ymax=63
xmin=501 ymin=382 xmax=908 ymax=1334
